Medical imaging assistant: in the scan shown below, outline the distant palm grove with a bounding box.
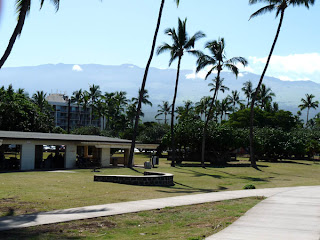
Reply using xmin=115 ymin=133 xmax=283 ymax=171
xmin=1 ymin=0 xmax=318 ymax=168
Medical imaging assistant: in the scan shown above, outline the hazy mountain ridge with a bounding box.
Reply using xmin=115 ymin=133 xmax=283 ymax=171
xmin=1 ymin=63 xmax=320 ymax=121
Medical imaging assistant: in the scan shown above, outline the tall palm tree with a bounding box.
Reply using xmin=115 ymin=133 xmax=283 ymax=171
xmin=71 ymin=89 xmax=83 ymax=126
xmin=128 ymin=0 xmax=180 ymax=168
xmin=195 ymin=96 xmax=211 ymax=120
xmin=299 ymin=94 xmax=319 ymax=124
xmin=257 ymin=84 xmax=275 ymax=110
xmin=195 ymin=38 xmax=247 ymax=167
xmin=88 ymin=84 xmax=101 ymax=125
xmin=132 ymin=89 xmax=153 ymax=108
xmin=0 ymin=0 xmax=60 ymax=69
xmin=242 ymin=80 xmax=254 ymax=107
xmin=81 ymin=91 xmax=90 ymax=126
xmin=157 ymin=18 xmax=205 ymax=167
xmin=220 ymin=97 xmax=233 ymax=121
xmin=155 ymin=101 xmax=171 ymax=124
xmin=32 ymin=90 xmax=47 ymax=112
xmin=227 ymin=90 xmax=244 ymax=113
xmin=248 ymin=0 xmax=315 ymax=168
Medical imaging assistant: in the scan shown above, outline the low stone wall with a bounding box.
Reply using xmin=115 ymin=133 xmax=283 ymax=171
xmin=94 ymin=171 xmax=174 ymax=186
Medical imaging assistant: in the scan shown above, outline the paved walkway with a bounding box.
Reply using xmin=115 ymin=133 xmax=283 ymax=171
xmin=207 ymin=185 xmax=320 ymax=240
xmin=0 ymin=186 xmax=319 ymax=240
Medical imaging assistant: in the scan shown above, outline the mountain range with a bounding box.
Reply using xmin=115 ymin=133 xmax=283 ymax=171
xmin=1 ymin=63 xmax=320 ymax=122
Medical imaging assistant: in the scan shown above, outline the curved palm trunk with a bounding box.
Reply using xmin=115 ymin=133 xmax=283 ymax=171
xmin=249 ymin=10 xmax=285 ymax=168
xmin=201 ymin=68 xmax=221 ymax=168
xmin=128 ymin=0 xmax=165 ymax=168
xmin=170 ymin=56 xmax=182 ymax=167
xmin=0 ymin=2 xmax=28 ymax=69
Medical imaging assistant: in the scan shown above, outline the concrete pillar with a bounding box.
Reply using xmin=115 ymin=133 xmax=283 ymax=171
xmin=65 ymin=144 xmax=77 ymax=168
xmin=21 ymin=143 xmax=35 ymax=170
xmin=101 ymin=148 xmax=111 ymax=167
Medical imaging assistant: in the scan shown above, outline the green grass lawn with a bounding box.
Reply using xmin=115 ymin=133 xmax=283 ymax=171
xmin=0 ymin=153 xmax=319 ymax=216
xmin=0 ymin=197 xmax=263 ymax=240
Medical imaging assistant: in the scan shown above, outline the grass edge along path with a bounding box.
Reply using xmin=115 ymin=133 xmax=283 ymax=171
xmin=0 ymin=197 xmax=263 ymax=240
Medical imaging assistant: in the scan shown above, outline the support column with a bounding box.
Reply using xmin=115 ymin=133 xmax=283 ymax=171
xmin=65 ymin=144 xmax=77 ymax=168
xmin=84 ymin=146 xmax=89 ymax=158
xmin=21 ymin=143 xmax=35 ymax=171
xmin=101 ymin=148 xmax=111 ymax=167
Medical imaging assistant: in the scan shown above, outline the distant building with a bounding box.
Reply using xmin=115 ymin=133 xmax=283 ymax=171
xmin=46 ymin=94 xmax=102 ymax=130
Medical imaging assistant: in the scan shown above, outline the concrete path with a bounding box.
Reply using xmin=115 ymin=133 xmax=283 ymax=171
xmin=207 ymin=185 xmax=320 ymax=240
xmin=0 ymin=187 xmax=293 ymax=231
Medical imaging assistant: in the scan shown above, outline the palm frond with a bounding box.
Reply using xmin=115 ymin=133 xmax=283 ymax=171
xmin=249 ymin=4 xmax=276 ymax=19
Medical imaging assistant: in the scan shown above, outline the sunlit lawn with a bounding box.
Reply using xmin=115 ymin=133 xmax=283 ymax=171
xmin=0 ymin=153 xmax=319 ymax=216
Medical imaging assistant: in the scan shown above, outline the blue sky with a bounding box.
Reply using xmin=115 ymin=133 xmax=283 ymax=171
xmin=0 ymin=0 xmax=320 ymax=82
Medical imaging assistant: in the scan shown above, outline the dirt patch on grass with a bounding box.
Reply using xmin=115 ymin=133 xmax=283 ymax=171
xmin=0 ymin=197 xmax=39 ymax=216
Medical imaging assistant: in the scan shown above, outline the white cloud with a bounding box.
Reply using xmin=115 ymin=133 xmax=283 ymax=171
xmin=72 ymin=65 xmax=83 ymax=72
xmin=238 ymin=73 xmax=244 ymax=78
xmin=248 ymin=53 xmax=320 ymax=82
xmin=185 ymin=66 xmax=217 ymax=80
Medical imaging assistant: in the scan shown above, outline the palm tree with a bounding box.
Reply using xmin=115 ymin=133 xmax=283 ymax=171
xmin=155 ymin=101 xmax=171 ymax=124
xmin=220 ymin=97 xmax=233 ymax=121
xmin=81 ymin=91 xmax=90 ymax=125
xmin=71 ymin=89 xmax=83 ymax=126
xmin=157 ymin=18 xmax=205 ymax=167
xmin=248 ymin=0 xmax=315 ymax=168
xmin=195 ymin=38 xmax=247 ymax=167
xmin=0 ymin=0 xmax=60 ymax=69
xmin=132 ymin=89 xmax=153 ymax=108
xmin=195 ymin=96 xmax=211 ymax=120
xmin=299 ymin=94 xmax=319 ymax=124
xmin=227 ymin=90 xmax=244 ymax=113
xmin=32 ymin=90 xmax=47 ymax=112
xmin=88 ymin=84 xmax=101 ymax=125
xmin=257 ymin=84 xmax=275 ymax=110
xmin=242 ymin=80 xmax=254 ymax=107
xmin=104 ymin=92 xmax=116 ymax=130
xmin=128 ymin=0 xmax=180 ymax=168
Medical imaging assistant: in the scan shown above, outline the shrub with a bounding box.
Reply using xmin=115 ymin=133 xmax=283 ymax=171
xmin=243 ymin=184 xmax=256 ymax=189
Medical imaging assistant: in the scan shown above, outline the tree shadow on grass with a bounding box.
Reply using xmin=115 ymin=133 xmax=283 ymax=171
xmin=176 ymin=162 xmax=268 ymax=169
xmin=262 ymin=160 xmax=311 ymax=165
xmin=155 ymin=181 xmax=226 ymax=194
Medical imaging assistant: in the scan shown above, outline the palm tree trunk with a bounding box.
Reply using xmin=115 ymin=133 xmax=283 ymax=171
xmin=128 ymin=0 xmax=165 ymax=168
xmin=164 ymin=112 xmax=167 ymax=125
xmin=170 ymin=56 xmax=182 ymax=167
xmin=201 ymin=69 xmax=221 ymax=168
xmin=0 ymin=1 xmax=28 ymax=69
xmin=249 ymin=10 xmax=285 ymax=169
xmin=307 ymin=107 xmax=310 ymax=124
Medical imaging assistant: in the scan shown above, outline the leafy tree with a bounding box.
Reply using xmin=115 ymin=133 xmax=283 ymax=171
xmin=157 ymin=18 xmax=205 ymax=166
xmin=248 ymin=0 xmax=315 ymax=168
xmin=0 ymin=85 xmax=54 ymax=132
xmin=129 ymin=0 xmax=181 ymax=168
xmin=0 ymin=0 xmax=60 ymax=69
xmin=195 ymin=37 xmax=247 ymax=167
xmin=299 ymin=93 xmax=319 ymax=123
xmin=155 ymin=101 xmax=171 ymax=124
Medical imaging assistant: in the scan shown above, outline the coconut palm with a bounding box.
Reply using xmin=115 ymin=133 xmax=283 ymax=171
xmin=195 ymin=96 xmax=211 ymax=120
xmin=32 ymin=90 xmax=48 ymax=112
xmin=155 ymin=101 xmax=171 ymax=124
xmin=227 ymin=90 xmax=244 ymax=113
xmin=248 ymin=0 xmax=315 ymax=168
xmin=88 ymin=84 xmax=101 ymax=125
xmin=220 ymin=97 xmax=233 ymax=121
xmin=128 ymin=0 xmax=180 ymax=168
xmin=156 ymin=18 xmax=205 ymax=166
xmin=132 ymin=89 xmax=152 ymax=108
xmin=195 ymin=37 xmax=247 ymax=167
xmin=81 ymin=91 xmax=90 ymax=125
xmin=299 ymin=94 xmax=319 ymax=124
xmin=71 ymin=89 xmax=83 ymax=126
xmin=242 ymin=80 xmax=254 ymax=107
xmin=257 ymin=84 xmax=275 ymax=110
xmin=0 ymin=0 xmax=60 ymax=69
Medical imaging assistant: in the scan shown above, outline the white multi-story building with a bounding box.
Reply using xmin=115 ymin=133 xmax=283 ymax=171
xmin=46 ymin=94 xmax=102 ymax=131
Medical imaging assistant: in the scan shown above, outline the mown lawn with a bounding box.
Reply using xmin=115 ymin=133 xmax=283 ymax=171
xmin=0 ymin=153 xmax=319 ymax=216
xmin=0 ymin=197 xmax=263 ymax=240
